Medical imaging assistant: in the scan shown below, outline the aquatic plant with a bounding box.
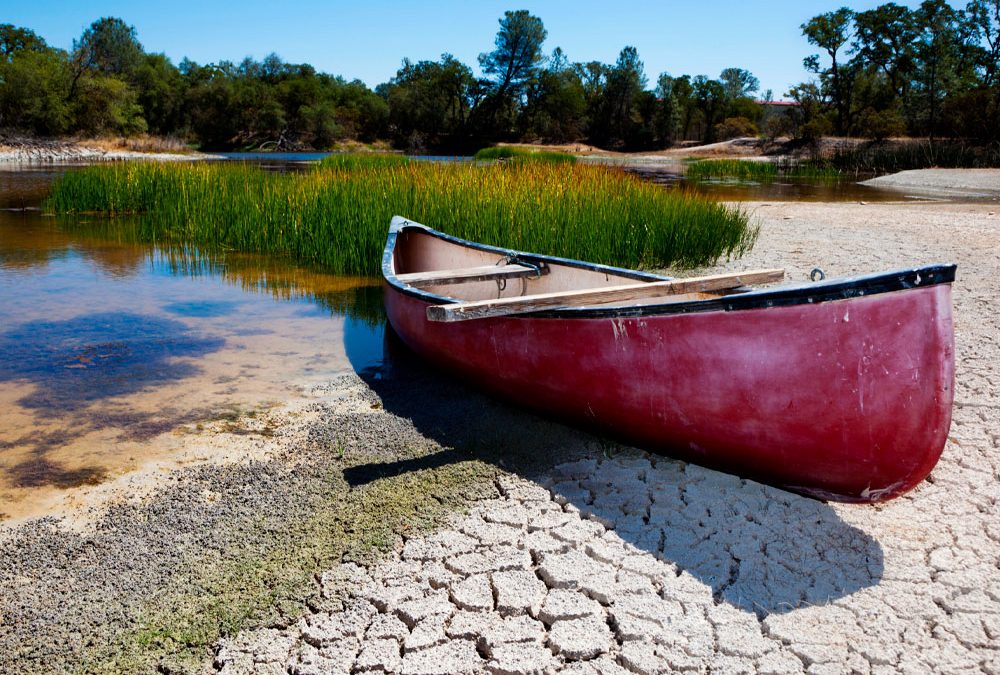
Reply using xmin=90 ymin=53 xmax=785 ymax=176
xmin=46 ymin=160 xmax=756 ymax=276
xmin=474 ymin=146 xmax=577 ymax=164
xmin=687 ymin=158 xmax=843 ymax=182
xmin=826 ymin=141 xmax=1000 ymax=175
xmin=317 ymin=152 xmax=411 ymax=170
xmin=685 ymin=159 xmax=778 ymax=182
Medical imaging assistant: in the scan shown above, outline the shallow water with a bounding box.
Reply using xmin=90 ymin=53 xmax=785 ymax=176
xmin=623 ymin=166 xmax=943 ymax=202
xmin=0 ymin=171 xmax=385 ymax=521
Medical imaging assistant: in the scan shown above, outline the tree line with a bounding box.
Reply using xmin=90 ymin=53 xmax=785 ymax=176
xmin=1 ymin=3 xmax=998 ymax=152
xmin=794 ymin=0 xmax=999 ymax=140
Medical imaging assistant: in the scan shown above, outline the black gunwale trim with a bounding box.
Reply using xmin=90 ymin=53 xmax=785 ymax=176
xmin=382 ymin=217 xmax=957 ymax=319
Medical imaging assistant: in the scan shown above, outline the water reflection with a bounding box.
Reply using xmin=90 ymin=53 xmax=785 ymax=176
xmin=0 ymin=312 xmax=225 ymax=412
xmin=0 ymin=196 xmax=385 ymax=518
xmin=624 ymin=166 xmax=921 ymax=202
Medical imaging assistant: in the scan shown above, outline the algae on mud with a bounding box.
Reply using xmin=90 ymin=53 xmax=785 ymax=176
xmin=90 ymin=452 xmax=498 ymax=673
xmin=45 ymin=157 xmax=757 ymax=276
xmin=2 ymin=357 xmax=605 ymax=674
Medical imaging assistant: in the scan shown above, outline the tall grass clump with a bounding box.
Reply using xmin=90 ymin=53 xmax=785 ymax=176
xmin=688 ymin=158 xmax=844 ymax=182
xmin=775 ymin=159 xmax=844 ymax=181
xmin=317 ymin=152 xmax=410 ymax=170
xmin=46 ymin=161 xmax=756 ymax=276
xmin=474 ymin=146 xmax=577 ymax=164
xmin=828 ymin=141 xmax=1000 ymax=175
xmin=686 ymin=159 xmax=778 ymax=182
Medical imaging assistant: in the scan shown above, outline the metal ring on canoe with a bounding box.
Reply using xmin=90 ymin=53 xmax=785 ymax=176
xmin=810 ymin=267 xmax=826 ymax=282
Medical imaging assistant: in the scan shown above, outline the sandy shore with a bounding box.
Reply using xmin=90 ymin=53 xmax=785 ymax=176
xmin=862 ymin=168 xmax=1000 ymax=198
xmin=2 ymin=197 xmax=999 ymax=673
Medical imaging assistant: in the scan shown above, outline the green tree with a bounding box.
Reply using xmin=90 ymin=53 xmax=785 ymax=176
xmin=522 ymin=47 xmax=587 ymax=142
xmin=801 ymin=7 xmax=856 ymax=134
xmin=597 ymin=46 xmax=647 ymax=148
xmin=478 ymin=10 xmax=547 ymax=99
xmin=671 ymin=75 xmax=696 ymax=140
xmin=0 ymin=24 xmax=48 ymax=61
xmin=477 ymin=10 xmax=547 ymax=137
xmin=961 ymin=0 xmax=1000 ymax=139
xmin=0 ymin=49 xmax=72 ymax=134
xmin=692 ymin=75 xmax=726 ymax=142
xmin=787 ymin=82 xmax=832 ymax=140
xmin=72 ymin=17 xmax=144 ymax=80
xmin=379 ymin=54 xmax=475 ymax=150
xmin=965 ymin=0 xmax=1000 ymax=86
xmin=653 ymin=73 xmax=680 ymax=145
xmin=913 ymin=0 xmax=964 ymax=137
xmin=72 ymin=72 xmax=147 ymax=135
xmin=134 ymin=53 xmax=185 ymax=134
xmin=719 ymin=67 xmax=759 ymax=100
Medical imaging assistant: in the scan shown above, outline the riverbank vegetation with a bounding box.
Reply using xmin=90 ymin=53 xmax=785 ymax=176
xmin=45 ymin=159 xmax=755 ymax=274
xmin=685 ymin=158 xmax=844 ymax=182
xmin=4 ymin=1 xmax=996 ymax=156
xmin=473 ymin=147 xmax=576 ymax=163
xmin=686 ymin=160 xmax=780 ymax=182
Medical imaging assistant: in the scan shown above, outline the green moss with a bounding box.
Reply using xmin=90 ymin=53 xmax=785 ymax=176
xmin=85 ymin=451 xmax=498 ymax=673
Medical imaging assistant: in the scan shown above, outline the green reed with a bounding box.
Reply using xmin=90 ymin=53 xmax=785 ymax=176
xmin=686 ymin=159 xmax=778 ymax=182
xmin=474 ymin=147 xmax=578 ymax=164
xmin=826 ymin=141 xmax=1000 ymax=175
xmin=687 ymin=158 xmax=845 ymax=182
xmin=317 ymin=152 xmax=411 ymax=170
xmin=45 ymin=160 xmax=756 ymax=276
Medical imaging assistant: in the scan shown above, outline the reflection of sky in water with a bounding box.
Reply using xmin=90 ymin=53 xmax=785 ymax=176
xmin=0 ymin=234 xmax=386 ymax=367
xmin=0 ymin=208 xmax=386 ymax=503
xmin=0 ymin=312 xmax=225 ymax=412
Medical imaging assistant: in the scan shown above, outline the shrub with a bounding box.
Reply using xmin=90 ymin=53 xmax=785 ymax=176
xmin=714 ymin=117 xmax=759 ymax=141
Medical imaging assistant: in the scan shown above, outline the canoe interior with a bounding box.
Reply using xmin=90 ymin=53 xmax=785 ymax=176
xmin=391 ymin=228 xmax=719 ymax=306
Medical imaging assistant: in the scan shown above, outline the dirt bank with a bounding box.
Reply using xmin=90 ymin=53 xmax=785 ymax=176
xmin=861 ymin=168 xmax=1000 ymax=198
xmin=0 ymin=135 xmax=217 ymax=164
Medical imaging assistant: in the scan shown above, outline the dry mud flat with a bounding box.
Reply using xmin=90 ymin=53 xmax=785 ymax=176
xmin=217 ymin=199 xmax=1000 ymax=675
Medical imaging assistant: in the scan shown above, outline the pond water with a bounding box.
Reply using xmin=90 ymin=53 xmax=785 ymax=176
xmin=0 ymin=169 xmax=385 ymax=522
xmin=622 ymin=166 xmax=932 ymax=203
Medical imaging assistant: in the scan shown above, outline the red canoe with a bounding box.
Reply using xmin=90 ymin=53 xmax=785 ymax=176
xmin=381 ymin=216 xmax=956 ymax=502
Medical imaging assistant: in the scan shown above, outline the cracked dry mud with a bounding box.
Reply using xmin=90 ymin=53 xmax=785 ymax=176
xmin=216 ymin=199 xmax=1000 ymax=675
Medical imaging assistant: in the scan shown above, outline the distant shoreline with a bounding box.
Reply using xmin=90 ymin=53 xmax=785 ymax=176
xmin=0 ymin=135 xmax=217 ymax=164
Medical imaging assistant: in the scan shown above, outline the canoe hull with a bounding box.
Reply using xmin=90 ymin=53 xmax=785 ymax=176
xmin=384 ymin=281 xmax=954 ymax=502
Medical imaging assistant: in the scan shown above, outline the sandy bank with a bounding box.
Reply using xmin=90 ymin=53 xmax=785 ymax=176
xmin=861 ymin=168 xmax=1000 ymax=198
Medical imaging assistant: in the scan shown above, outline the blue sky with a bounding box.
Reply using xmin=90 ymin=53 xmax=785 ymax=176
xmin=2 ymin=0 xmax=959 ymax=99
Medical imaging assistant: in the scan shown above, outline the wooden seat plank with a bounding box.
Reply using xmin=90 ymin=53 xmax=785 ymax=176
xmin=426 ymin=269 xmax=784 ymax=322
xmin=396 ymin=263 xmax=546 ymax=288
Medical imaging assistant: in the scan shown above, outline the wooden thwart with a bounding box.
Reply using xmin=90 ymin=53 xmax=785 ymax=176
xmin=396 ymin=263 xmax=546 ymax=288
xmin=426 ymin=268 xmax=785 ymax=322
